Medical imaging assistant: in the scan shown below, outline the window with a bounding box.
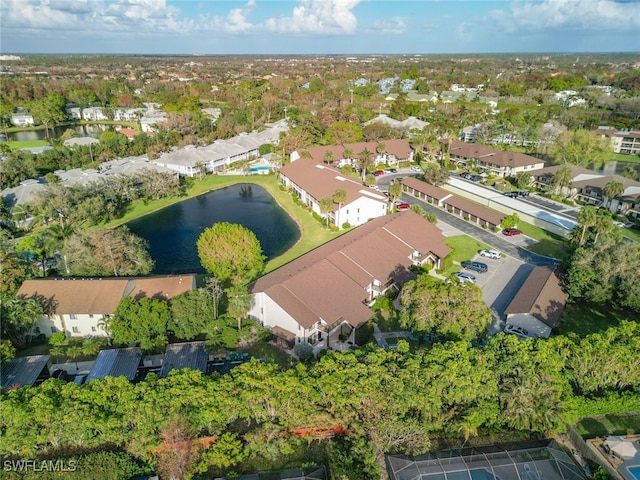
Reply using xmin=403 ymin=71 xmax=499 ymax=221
xmin=50 ymin=326 xmax=57 ymax=333
xmin=69 ymin=314 xmax=77 ymax=320
xmin=91 ymin=327 xmax=96 ymax=332
xmin=89 ymin=314 xmax=94 ymax=319
xmin=72 ymin=327 xmax=79 ymax=333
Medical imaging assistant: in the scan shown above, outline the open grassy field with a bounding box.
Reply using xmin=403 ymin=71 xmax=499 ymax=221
xmin=442 ymin=235 xmax=494 ymax=276
xmin=517 ymin=222 xmax=570 ymax=260
xmin=102 ymin=174 xmax=342 ymax=273
xmin=3 ymin=140 xmax=50 ymax=150
xmin=556 ymin=302 xmax=640 ymax=337
xmin=575 ymin=413 xmax=640 ymax=438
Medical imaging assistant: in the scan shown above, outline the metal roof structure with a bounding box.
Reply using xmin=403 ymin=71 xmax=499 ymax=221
xmin=387 ymin=440 xmax=586 ymax=480
xmin=1 ymin=355 xmax=51 ymax=388
xmin=159 ymin=341 xmax=208 ymax=378
xmin=220 ymin=466 xmax=326 ymax=480
xmin=86 ymin=347 xmax=142 ymax=382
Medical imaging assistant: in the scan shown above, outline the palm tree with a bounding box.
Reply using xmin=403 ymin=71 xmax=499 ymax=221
xmin=576 ymin=206 xmax=597 ymax=246
xmin=332 ymin=189 xmax=347 ymax=228
xmin=194 ymin=160 xmax=205 ymax=179
xmin=593 ymin=215 xmax=613 ymax=245
xmin=358 ymin=148 xmax=373 ymax=182
xmin=551 ymin=166 xmax=573 ymax=195
xmin=319 ymin=197 xmax=334 ymax=227
xmin=602 ymin=180 xmax=624 ymax=209
xmin=323 ymin=149 xmax=334 ymax=165
xmin=342 ymin=147 xmax=353 ymax=164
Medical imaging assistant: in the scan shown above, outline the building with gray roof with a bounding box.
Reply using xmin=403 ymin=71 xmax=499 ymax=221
xmin=159 ymin=341 xmax=208 ymax=378
xmin=1 ymin=355 xmax=51 ymax=388
xmin=86 ymin=347 xmax=142 ymax=382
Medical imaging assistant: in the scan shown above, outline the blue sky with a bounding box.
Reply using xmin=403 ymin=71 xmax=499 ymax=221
xmin=1 ymin=0 xmax=639 ymax=55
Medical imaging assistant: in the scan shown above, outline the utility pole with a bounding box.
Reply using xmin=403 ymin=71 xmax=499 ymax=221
xmin=349 ymin=88 xmax=354 ymax=104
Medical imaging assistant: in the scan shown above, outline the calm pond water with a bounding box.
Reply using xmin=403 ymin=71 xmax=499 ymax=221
xmin=6 ymin=124 xmax=125 ymax=141
xmin=127 ymin=184 xmax=300 ymax=274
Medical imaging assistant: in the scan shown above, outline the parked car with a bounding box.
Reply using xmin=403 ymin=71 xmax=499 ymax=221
xmin=369 ymin=184 xmax=380 ymax=191
xmin=504 ymin=324 xmax=533 ymax=339
xmin=396 ymin=202 xmax=410 ymax=210
xmin=461 ymin=261 xmax=488 ymax=273
xmin=469 ymin=174 xmax=484 ymax=182
xmin=502 ymin=228 xmax=521 ymax=236
xmin=375 ymin=169 xmax=385 ymax=176
xmin=454 ymin=272 xmax=476 ymax=283
xmin=503 ymin=191 xmax=519 ymax=198
xmin=479 ymin=249 xmax=501 ymax=259
xmin=388 ymin=168 xmax=398 ymax=173
xmin=411 ymin=166 xmax=422 ymax=172
xmin=460 ymin=172 xmax=472 ymax=179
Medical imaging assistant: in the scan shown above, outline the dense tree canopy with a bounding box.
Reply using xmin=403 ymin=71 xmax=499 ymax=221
xmin=566 ymin=238 xmax=640 ymax=312
xmin=60 ymin=227 xmax=154 ymax=277
xmin=109 ymin=296 xmax=171 ymax=351
xmin=1 ymin=322 xmax=639 ymax=477
xmin=197 ymin=223 xmax=265 ymax=287
xmin=399 ymin=274 xmax=492 ymax=341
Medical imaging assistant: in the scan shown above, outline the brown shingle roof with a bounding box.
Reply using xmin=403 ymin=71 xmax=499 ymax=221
xmin=280 ymin=159 xmax=386 ymax=211
xmin=505 ymin=267 xmax=568 ymax=328
xmin=126 ymin=275 xmax=196 ymax=300
xmin=251 ymin=211 xmax=451 ymax=329
xmin=571 ymin=174 xmax=640 ymax=199
xmin=447 ymin=140 xmax=542 ymax=168
xmin=402 ymin=176 xmax=451 ymax=201
xmin=16 ymin=276 xmax=195 ymax=315
xmin=17 ymin=278 xmax=130 ymax=315
xmin=444 ymin=195 xmax=505 ymax=226
xmin=300 ymin=139 xmax=412 ymax=164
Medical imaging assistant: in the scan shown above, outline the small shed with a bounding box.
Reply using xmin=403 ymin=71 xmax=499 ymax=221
xmin=1 ymin=355 xmax=51 ymax=388
xmin=159 ymin=342 xmax=208 ymax=378
xmin=505 ymin=267 xmax=568 ymax=338
xmin=86 ymin=347 xmax=142 ymax=382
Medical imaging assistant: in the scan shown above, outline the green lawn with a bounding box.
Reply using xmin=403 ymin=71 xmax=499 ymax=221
xmin=3 ymin=140 xmax=50 ymax=150
xmin=621 ymin=225 xmax=640 ymax=243
xmin=575 ymin=413 xmax=640 ymax=438
xmin=102 ymin=174 xmax=341 ymax=274
xmin=610 ymin=152 xmax=640 ymax=163
xmin=516 ymin=223 xmax=570 ymax=260
xmin=556 ymin=302 xmax=640 ymax=337
xmin=442 ymin=235 xmax=494 ymax=276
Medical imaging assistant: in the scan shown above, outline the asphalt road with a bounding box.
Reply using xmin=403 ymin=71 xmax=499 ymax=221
xmin=397 ymin=189 xmax=560 ymax=267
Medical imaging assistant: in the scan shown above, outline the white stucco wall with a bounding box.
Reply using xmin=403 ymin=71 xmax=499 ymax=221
xmin=34 ymin=313 xmax=108 ymax=338
xmin=250 ymin=292 xmax=305 ymax=339
xmin=337 ymin=195 xmax=388 ymax=227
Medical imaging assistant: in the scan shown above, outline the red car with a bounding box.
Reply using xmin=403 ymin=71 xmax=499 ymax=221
xmin=374 ymin=169 xmax=385 ymax=176
xmin=503 ymin=228 xmax=521 ymax=236
xmin=396 ymin=202 xmax=410 ymax=210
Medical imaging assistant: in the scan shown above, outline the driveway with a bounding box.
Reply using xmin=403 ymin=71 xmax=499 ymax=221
xmin=399 ymin=191 xmax=559 ymax=267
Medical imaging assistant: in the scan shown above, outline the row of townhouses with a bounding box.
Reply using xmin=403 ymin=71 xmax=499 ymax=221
xmin=594 ymin=126 xmax=640 ymax=155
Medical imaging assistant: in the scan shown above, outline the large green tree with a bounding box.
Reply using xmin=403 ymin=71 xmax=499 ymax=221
xmin=551 ymin=130 xmax=610 ymax=169
xmin=109 ymin=296 xmax=172 ymax=351
xmin=169 ymin=288 xmax=215 ymax=340
xmin=60 ymin=227 xmax=153 ymax=277
xmin=0 ymin=293 xmax=44 ymax=348
xmin=399 ymin=274 xmax=492 ymax=341
xmin=197 ymin=223 xmax=265 ymax=287
xmin=567 ymin=238 xmax=640 ymax=311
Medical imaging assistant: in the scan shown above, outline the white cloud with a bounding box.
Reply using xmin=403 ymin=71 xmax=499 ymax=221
xmin=265 ymin=0 xmax=362 ymax=34
xmin=489 ymin=0 xmax=640 ymax=33
xmin=369 ymin=16 xmax=406 ymax=35
xmin=202 ymin=0 xmax=256 ymax=33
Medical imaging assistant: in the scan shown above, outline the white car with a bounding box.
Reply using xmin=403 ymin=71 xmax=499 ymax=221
xmin=504 ymin=324 xmax=533 ymax=339
xmin=454 ymin=272 xmax=476 ymax=284
xmin=411 ymin=166 xmax=422 ymax=172
xmin=479 ymin=249 xmax=501 ymax=259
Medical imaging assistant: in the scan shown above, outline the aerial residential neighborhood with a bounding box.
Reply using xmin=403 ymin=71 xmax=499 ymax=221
xmin=1 ymin=20 xmax=639 ymax=480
